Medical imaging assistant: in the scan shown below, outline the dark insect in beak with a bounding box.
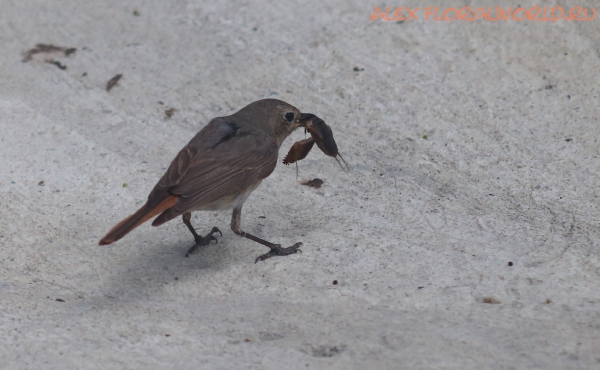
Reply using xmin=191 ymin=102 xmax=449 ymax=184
xmin=286 ymin=113 xmax=349 ymax=172
xmin=304 ymin=117 xmax=350 ymax=172
xmin=283 ymin=137 xmax=315 ymax=179
xmin=296 ymin=113 xmax=316 ymax=125
xmin=283 ymin=138 xmax=315 ymax=165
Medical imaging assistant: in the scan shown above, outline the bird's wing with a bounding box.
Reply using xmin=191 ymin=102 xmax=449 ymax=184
xmin=149 ymin=118 xmax=278 ymax=225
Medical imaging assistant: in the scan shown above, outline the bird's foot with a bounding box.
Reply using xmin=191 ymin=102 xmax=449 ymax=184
xmin=255 ymin=242 xmax=302 ymax=263
xmin=185 ymin=227 xmax=222 ymax=257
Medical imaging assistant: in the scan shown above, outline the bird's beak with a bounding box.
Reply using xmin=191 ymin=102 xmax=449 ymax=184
xmin=295 ymin=113 xmax=316 ymax=128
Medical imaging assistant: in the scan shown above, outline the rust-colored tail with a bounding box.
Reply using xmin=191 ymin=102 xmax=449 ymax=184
xmin=98 ymin=195 xmax=178 ymax=245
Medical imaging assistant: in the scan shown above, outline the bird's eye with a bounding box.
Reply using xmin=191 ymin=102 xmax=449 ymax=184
xmin=284 ymin=112 xmax=295 ymax=122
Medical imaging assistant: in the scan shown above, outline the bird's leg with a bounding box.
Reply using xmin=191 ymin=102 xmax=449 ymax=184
xmin=182 ymin=212 xmax=222 ymax=257
xmin=230 ymin=205 xmax=302 ymax=263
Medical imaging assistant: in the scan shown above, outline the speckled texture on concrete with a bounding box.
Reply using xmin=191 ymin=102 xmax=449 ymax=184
xmin=1 ymin=0 xmax=599 ymax=369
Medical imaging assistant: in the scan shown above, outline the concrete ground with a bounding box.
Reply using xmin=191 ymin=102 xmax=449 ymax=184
xmin=1 ymin=0 xmax=599 ymax=368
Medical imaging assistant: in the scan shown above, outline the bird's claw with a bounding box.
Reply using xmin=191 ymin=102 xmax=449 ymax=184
xmin=195 ymin=226 xmax=222 ymax=238
xmin=210 ymin=227 xmax=223 ymax=237
xmin=186 ymin=226 xmax=222 ymax=257
xmin=255 ymin=242 xmax=303 ymax=263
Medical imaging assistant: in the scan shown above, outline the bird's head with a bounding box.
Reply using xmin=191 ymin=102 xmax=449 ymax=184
xmin=235 ymin=99 xmax=314 ymax=147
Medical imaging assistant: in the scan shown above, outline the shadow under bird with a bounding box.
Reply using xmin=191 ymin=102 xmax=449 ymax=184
xmin=99 ymin=99 xmax=329 ymax=263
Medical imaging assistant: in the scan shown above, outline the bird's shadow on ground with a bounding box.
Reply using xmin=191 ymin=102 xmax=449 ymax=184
xmin=88 ymin=222 xmax=249 ymax=307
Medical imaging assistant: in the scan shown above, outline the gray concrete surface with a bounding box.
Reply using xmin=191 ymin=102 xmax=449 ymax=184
xmin=1 ymin=0 xmax=599 ymax=368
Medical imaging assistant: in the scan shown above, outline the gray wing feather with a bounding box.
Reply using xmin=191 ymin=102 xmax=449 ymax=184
xmin=148 ymin=117 xmax=278 ymax=223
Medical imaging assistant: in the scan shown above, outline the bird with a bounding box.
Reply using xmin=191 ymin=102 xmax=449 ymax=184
xmin=98 ymin=99 xmax=316 ymax=263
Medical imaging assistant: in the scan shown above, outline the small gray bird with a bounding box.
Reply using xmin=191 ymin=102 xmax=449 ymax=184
xmin=99 ymin=99 xmax=315 ymax=262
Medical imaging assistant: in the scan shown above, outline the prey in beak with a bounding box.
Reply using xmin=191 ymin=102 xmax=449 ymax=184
xmin=285 ymin=113 xmax=349 ymax=172
xmin=294 ymin=112 xmax=316 ymax=129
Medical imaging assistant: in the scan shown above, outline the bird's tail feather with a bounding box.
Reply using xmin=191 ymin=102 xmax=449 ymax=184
xmin=151 ymin=206 xmax=181 ymax=227
xmin=98 ymin=195 xmax=178 ymax=245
